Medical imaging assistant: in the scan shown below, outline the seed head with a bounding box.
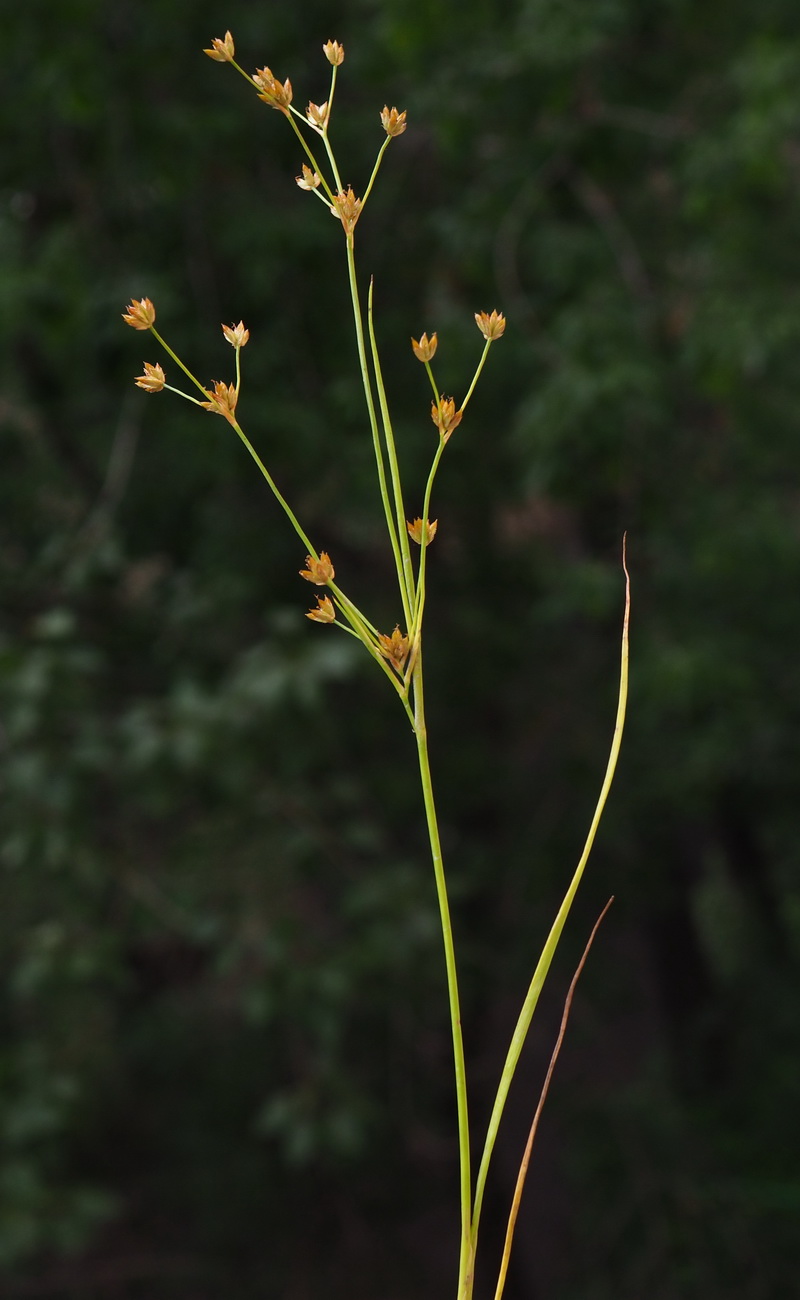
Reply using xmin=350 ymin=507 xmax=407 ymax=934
xmin=222 ymin=321 xmax=250 ymax=349
xmin=299 ymin=552 xmax=335 ymax=585
xmin=296 ymin=165 xmax=322 ymax=191
xmin=431 ymin=396 xmax=463 ymax=441
xmin=253 ymin=67 xmax=293 ymax=111
xmin=134 ymin=361 xmax=166 ymax=393
xmin=475 ymin=309 xmax=506 ymax=340
xmin=122 ymin=297 xmax=156 ymax=330
xmin=407 ymin=518 xmax=438 ymax=546
xmin=199 ymin=380 xmax=239 ymax=425
xmin=323 ymin=40 xmax=344 ymax=66
xmin=307 ymin=595 xmax=336 ymax=623
xmin=203 ymin=31 xmax=235 ymax=62
xmin=380 ymin=106 xmax=407 ymax=137
xmin=306 ymin=101 xmax=328 ymax=130
xmin=330 ymin=187 xmax=363 ymax=236
xmin=411 ymin=332 xmax=438 ymax=363
xmin=377 ymin=626 xmax=410 ymax=673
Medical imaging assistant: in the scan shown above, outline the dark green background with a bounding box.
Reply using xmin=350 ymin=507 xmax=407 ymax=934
xmin=1 ymin=1 xmax=799 ymax=1296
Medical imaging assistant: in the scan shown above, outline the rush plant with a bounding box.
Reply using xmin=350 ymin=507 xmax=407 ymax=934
xmin=123 ymin=32 xmax=629 ymax=1300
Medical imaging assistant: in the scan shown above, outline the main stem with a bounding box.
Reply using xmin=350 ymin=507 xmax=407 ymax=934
xmin=412 ymin=652 xmax=473 ymax=1300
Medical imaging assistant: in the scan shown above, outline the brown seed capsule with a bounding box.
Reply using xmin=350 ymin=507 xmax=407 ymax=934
xmin=474 ymin=309 xmax=506 ymax=340
xmin=253 ymin=67 xmax=293 ymax=111
xmin=199 ymin=380 xmax=239 ymax=425
xmin=377 ymin=626 xmax=410 ymax=672
xmin=203 ymin=31 xmax=235 ymax=62
xmin=330 ymin=188 xmax=363 ymax=236
xmin=307 ymin=596 xmax=336 ymax=623
xmin=222 ymin=321 xmax=250 ymax=349
xmin=411 ymin=332 xmax=438 ymax=363
xmin=380 ymin=106 xmax=407 ymax=137
xmin=406 ymin=518 xmax=438 ymax=546
xmin=431 ymin=396 xmax=463 ymax=441
xmin=299 ymin=552 xmax=335 ymax=585
xmin=296 ymin=165 xmax=322 ymax=191
xmin=306 ymin=101 xmax=329 ymax=129
xmin=134 ymin=361 xmax=166 ymax=392
xmin=122 ymin=298 xmax=156 ymax=330
xmin=322 ymin=40 xmax=345 ymax=66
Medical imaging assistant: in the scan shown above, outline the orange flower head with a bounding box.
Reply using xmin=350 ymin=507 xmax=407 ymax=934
xmin=431 ymin=396 xmax=463 ymax=441
xmin=253 ymin=67 xmax=293 ymax=111
xmin=134 ymin=361 xmax=166 ymax=393
xmin=330 ymin=188 xmax=362 ymax=236
xmin=411 ymin=332 xmax=438 ymax=363
xmin=377 ymin=626 xmax=410 ymax=673
xmin=475 ymin=309 xmax=506 ymax=341
xmin=323 ymin=40 xmax=344 ymax=66
xmin=203 ymin=31 xmax=235 ymax=62
xmin=296 ymin=165 xmax=322 ymax=191
xmin=299 ymin=552 xmax=335 ymax=585
xmin=406 ymin=517 xmax=438 ymax=546
xmin=307 ymin=595 xmax=336 ymax=624
xmin=199 ymin=380 xmax=239 ymax=425
xmin=380 ymin=106 xmax=407 ymax=137
xmin=222 ymin=321 xmax=250 ymax=349
xmin=122 ymin=297 xmax=156 ymax=330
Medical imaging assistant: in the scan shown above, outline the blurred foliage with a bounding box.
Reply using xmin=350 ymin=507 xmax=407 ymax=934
xmin=1 ymin=0 xmax=799 ymax=1296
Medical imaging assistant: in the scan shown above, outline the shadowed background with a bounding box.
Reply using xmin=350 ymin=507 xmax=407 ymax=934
xmin=1 ymin=1 xmax=799 ymax=1296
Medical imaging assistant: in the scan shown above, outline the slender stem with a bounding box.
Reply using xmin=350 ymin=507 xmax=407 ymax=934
xmin=286 ymin=113 xmax=336 ymax=201
xmin=228 ymin=418 xmax=316 ymax=555
xmin=413 ymin=438 xmax=447 ymax=631
xmin=362 ymin=136 xmax=392 ymax=207
xmin=492 ymin=898 xmax=614 ymax=1300
xmin=343 ymin=237 xmax=411 ymax=627
xmin=470 ymin=543 xmax=631 ymax=1256
xmin=412 ymin=652 xmax=473 ymax=1299
xmin=150 ymin=328 xmax=209 ymax=398
xmin=367 ymin=279 xmax=416 ymax=618
xmin=460 ymin=339 xmax=492 ymax=415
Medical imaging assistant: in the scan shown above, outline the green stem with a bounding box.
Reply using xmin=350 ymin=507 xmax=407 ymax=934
xmin=229 ymin=418 xmax=316 ymax=555
xmin=343 ymin=237 xmax=411 ymax=627
xmin=362 ymin=136 xmax=391 ymax=207
xmin=470 ymin=551 xmax=631 ymax=1259
xmin=150 ymin=328 xmax=209 ymax=398
xmin=367 ymin=279 xmax=416 ymax=618
xmin=412 ymin=653 xmax=473 ymax=1300
xmin=460 ymin=339 xmax=492 ymax=415
xmin=413 ymin=438 xmax=447 ymax=631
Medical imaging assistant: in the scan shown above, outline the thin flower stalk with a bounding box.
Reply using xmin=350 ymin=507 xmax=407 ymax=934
xmin=342 ymin=235 xmax=412 ymax=626
xmin=368 ymin=280 xmax=416 ymax=618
